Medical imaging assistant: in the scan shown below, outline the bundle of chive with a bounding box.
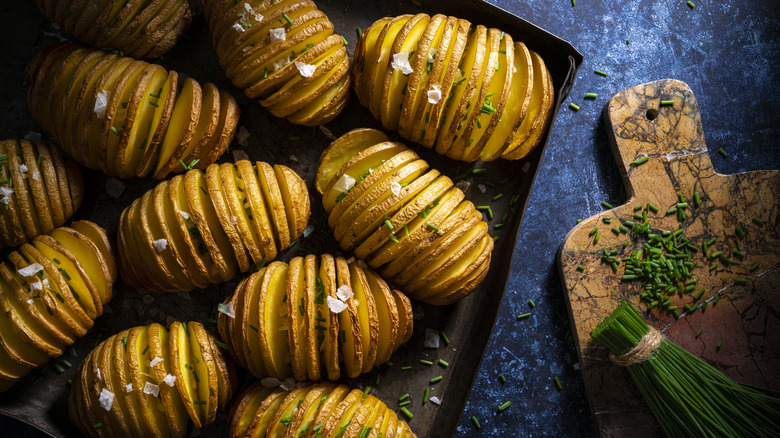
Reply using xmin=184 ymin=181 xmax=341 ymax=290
xmin=592 ymin=301 xmax=780 ymax=437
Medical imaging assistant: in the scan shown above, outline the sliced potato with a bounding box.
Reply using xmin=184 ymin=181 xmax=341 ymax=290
xmin=352 ymin=13 xmax=555 ymax=162
xmin=219 ymin=254 xmax=412 ymax=382
xmin=0 ymin=221 xmax=116 ymax=392
xmin=0 ymin=139 xmax=83 ymax=249
xmin=32 ymin=0 xmax=192 ymax=59
xmin=117 ymin=161 xmax=310 ymax=292
xmin=203 ymin=0 xmax=351 ymax=126
xmin=26 ymin=43 xmax=238 ymax=179
xmin=69 ymin=321 xmax=236 ymax=438
xmin=317 ymin=129 xmax=494 ymax=304
xmin=230 ymin=382 xmax=418 ymax=438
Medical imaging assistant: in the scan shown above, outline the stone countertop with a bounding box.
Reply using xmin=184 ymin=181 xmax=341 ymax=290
xmin=456 ymin=0 xmax=779 ymax=436
xmin=1 ymin=1 xmax=778 ymax=437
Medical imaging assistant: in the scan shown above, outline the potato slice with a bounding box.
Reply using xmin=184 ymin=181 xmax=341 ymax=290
xmin=127 ymin=325 xmax=170 ymax=438
xmin=363 ymin=269 xmax=399 ymax=364
xmin=259 ymin=262 xmax=292 ymax=378
xmin=302 ymin=255 xmax=322 ymax=381
xmin=391 ymin=289 xmax=414 ymax=346
xmin=266 ymin=387 xmax=307 ymax=438
xmin=501 ymin=52 xmax=555 ymax=160
xmin=273 ymin=164 xmax=310 ymax=244
xmin=244 ymin=389 xmax=287 ymax=438
xmin=237 ymin=272 xmax=269 ymax=377
xmin=256 ymin=161 xmax=291 ymax=251
xmin=319 ymin=254 xmax=341 ymax=381
xmin=228 ymin=384 xmax=275 ymax=438
xmin=189 ymin=322 xmax=220 ymax=425
xmin=354 ymin=17 xmax=393 ymax=106
xmin=367 ymin=15 xmax=413 ymax=119
xmin=315 ymin=128 xmax=391 ymax=195
xmin=334 ymin=257 xmax=363 ymax=379
xmin=380 ymin=14 xmax=430 ymax=131
xmin=349 ymin=262 xmax=379 ymax=374
xmin=287 ymin=382 xmax=335 ymax=435
xmin=146 ymin=323 xmax=189 ymax=438
xmin=501 ymin=50 xmax=553 ymax=159
xmin=286 ymin=256 xmax=307 ymax=380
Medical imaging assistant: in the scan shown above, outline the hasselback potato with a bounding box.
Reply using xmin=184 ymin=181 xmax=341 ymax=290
xmin=69 ymin=321 xmax=236 ymax=437
xmin=202 ymin=0 xmax=351 ymax=126
xmin=218 ymin=254 xmax=413 ymax=381
xmin=118 ymin=160 xmax=310 ymax=292
xmin=230 ymin=381 xmax=417 ymax=438
xmin=0 ymin=139 xmax=83 ymax=249
xmin=353 ymin=13 xmax=554 ymax=162
xmin=316 ymin=129 xmax=494 ymax=305
xmin=27 ymin=43 xmax=240 ymax=179
xmin=33 ymin=0 xmax=193 ymax=59
xmin=0 ymin=221 xmax=116 ymax=392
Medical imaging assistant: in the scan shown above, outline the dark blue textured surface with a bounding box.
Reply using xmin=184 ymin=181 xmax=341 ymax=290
xmin=455 ymin=0 xmax=779 ymax=437
xmin=1 ymin=1 xmax=778 ymax=437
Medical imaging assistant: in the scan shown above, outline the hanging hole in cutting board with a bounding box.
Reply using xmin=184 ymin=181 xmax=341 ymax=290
xmin=646 ymin=108 xmax=659 ymax=120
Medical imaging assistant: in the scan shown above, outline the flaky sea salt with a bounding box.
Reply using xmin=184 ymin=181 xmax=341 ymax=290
xmin=18 ymin=263 xmax=44 ymax=278
xmin=163 ymin=374 xmax=176 ymax=387
xmin=303 ymin=224 xmax=315 ymax=238
xmin=333 ymin=174 xmax=356 ymax=193
xmin=280 ymin=378 xmax=296 ymax=391
xmin=478 ymin=184 xmax=487 ymax=194
xmin=429 ymin=396 xmax=441 ymax=405
xmin=295 ymin=61 xmax=316 ymax=78
xmin=99 ymin=388 xmax=114 ymax=411
xmin=336 ymin=285 xmax=353 ymax=301
xmin=153 ymin=238 xmax=168 ymax=253
xmin=261 ymin=377 xmax=281 ymax=388
xmin=270 ymin=28 xmax=286 ymax=42
xmin=125 ymin=383 xmax=133 ymax=393
xmin=94 ymin=90 xmax=109 ymax=119
xmin=232 ymin=23 xmax=245 ymax=33
xmin=150 ymin=357 xmax=163 ymax=367
xmin=390 ymin=181 xmax=402 ymax=196
xmin=30 ymin=281 xmax=44 ymax=291
xmin=31 ymin=171 xmax=40 ymax=181
xmin=218 ymin=302 xmax=235 ymax=318
xmin=143 ymin=381 xmax=160 ymax=397
xmin=391 ymin=52 xmax=413 ymax=75
xmin=427 ymin=84 xmax=442 ymax=104
xmin=455 ymin=180 xmax=471 ymax=192
xmin=424 ymin=328 xmax=440 ymax=348
xmin=272 ymin=56 xmax=289 ymax=72
xmin=327 ymin=296 xmax=347 ymax=314
xmin=179 ymin=210 xmax=190 ymax=220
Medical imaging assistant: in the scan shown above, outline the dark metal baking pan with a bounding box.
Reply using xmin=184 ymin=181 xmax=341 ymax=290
xmin=0 ymin=0 xmax=582 ymax=436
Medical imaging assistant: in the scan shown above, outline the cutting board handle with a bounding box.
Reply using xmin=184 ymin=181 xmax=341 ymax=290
xmin=604 ymin=79 xmax=716 ymax=200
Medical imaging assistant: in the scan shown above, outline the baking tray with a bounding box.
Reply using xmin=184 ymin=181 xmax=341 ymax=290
xmin=0 ymin=1 xmax=582 ymax=436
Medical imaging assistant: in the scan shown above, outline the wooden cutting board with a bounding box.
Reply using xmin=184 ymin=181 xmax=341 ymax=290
xmin=559 ymin=79 xmax=780 ymax=437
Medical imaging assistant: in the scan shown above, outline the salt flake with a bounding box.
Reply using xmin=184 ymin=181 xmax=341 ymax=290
xmin=391 ymin=52 xmax=414 ymax=75
xmin=390 ymin=181 xmax=402 ymax=196
xmin=427 ymin=84 xmax=442 ymax=104
xmin=261 ymin=377 xmax=281 ymax=388
xmin=429 ymin=396 xmax=441 ymax=405
xmin=99 ymin=388 xmax=114 ymax=411
xmin=236 ymin=126 xmax=250 ymax=147
xmin=477 ymin=184 xmax=487 ymax=194
xmin=455 ymin=180 xmax=471 ymax=192
xmin=94 ymin=90 xmax=109 ymax=119
xmin=179 ymin=210 xmax=190 ymax=220
xmin=231 ymin=215 xmax=238 ymax=225
xmin=19 ymin=164 xmax=29 ymax=177
xmin=18 ymin=263 xmax=44 ymax=278
xmin=163 ymin=374 xmax=176 ymax=387
xmin=336 ymin=285 xmax=353 ymax=301
xmin=150 ymin=357 xmax=163 ymax=367
xmin=143 ymin=381 xmax=160 ymax=397
xmin=152 ymin=238 xmax=168 ymax=253
xmin=295 ymin=61 xmax=316 ymax=78
xmin=218 ymin=302 xmax=235 ymax=318
xmin=125 ymin=383 xmax=133 ymax=393
xmin=424 ymin=328 xmax=440 ymax=348
xmin=303 ymin=224 xmax=315 ymax=238
xmin=233 ymin=23 xmax=245 ymax=33
xmin=333 ymin=174 xmax=356 ymax=194
xmin=327 ymin=296 xmax=347 ymax=313
xmin=32 ymin=171 xmax=41 ymax=181
xmin=30 ymin=281 xmax=44 ymax=291
xmin=272 ymin=56 xmax=289 ymax=72
xmin=280 ymin=377 xmax=296 ymax=391
xmin=270 ymin=28 xmax=286 ymax=42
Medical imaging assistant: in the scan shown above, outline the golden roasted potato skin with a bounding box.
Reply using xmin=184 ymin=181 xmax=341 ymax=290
xmin=229 ymin=381 xmax=417 ymax=438
xmin=0 ymin=139 xmax=84 ymax=249
xmin=117 ymin=160 xmax=311 ymax=292
xmin=202 ymin=0 xmax=351 ymax=126
xmin=33 ymin=0 xmax=193 ymax=59
xmin=353 ymin=13 xmax=554 ymax=162
xmin=69 ymin=321 xmax=236 ymax=438
xmin=26 ymin=43 xmax=240 ymax=180
xmin=0 ymin=220 xmax=116 ymax=392
xmin=319 ymin=129 xmax=494 ymax=305
xmin=218 ymin=254 xmax=413 ymax=381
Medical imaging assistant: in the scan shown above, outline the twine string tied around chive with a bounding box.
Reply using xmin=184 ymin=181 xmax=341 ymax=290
xmin=609 ymin=326 xmax=664 ymax=367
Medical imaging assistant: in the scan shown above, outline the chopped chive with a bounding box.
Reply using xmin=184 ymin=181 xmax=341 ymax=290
xmin=516 ymin=312 xmax=531 ymax=320
xmin=687 ymin=1 xmax=695 ymax=8
xmin=554 ymin=376 xmax=562 ymax=390
xmin=193 ymin=400 xmax=206 ymax=405
xmin=401 ymin=366 xmax=412 ymax=370
xmin=429 ymin=376 xmax=443 ymax=384
xmin=694 ymin=192 xmax=701 ymax=206
xmin=528 ymin=299 xmax=535 ymax=308
xmin=498 ymin=401 xmax=511 ymax=411
xmin=576 ymin=265 xmax=585 ymax=272
xmin=388 ymin=236 xmax=399 ymax=244
xmin=499 ymin=374 xmax=507 ymax=383
xmin=735 ymin=225 xmax=745 ymax=237
xmin=438 ymin=359 xmax=449 ymax=367
xmin=594 ymin=232 xmax=600 ymax=244
xmin=695 ymin=329 xmax=702 ymax=338
xmin=734 ymin=278 xmax=748 ymax=285
xmin=62 ymin=359 xmax=72 ymax=368
xmin=752 ymin=217 xmax=764 ymax=226
xmin=660 ymin=100 xmax=675 ymax=106
xmin=399 ymin=393 xmax=410 ymax=401
xmin=54 ymin=363 xmax=65 ymax=374
xmin=492 ymin=193 xmax=503 ymax=201
xmin=630 ymin=156 xmax=649 ymax=166
xmin=716 ymin=340 xmax=722 ymax=349
xmin=110 ymin=126 xmax=120 ymax=136
xmin=93 ymin=423 xmax=104 ymax=429
xmin=584 ymin=92 xmax=598 ymax=99
xmin=440 ymin=331 xmax=450 ymax=345
xmin=471 ymin=168 xmax=486 ymax=174
xmin=601 ymin=201 xmax=614 ymax=209
xmin=427 ymin=224 xmax=439 ymax=231
xmin=400 ymin=407 xmax=413 ymax=419
xmin=423 ymin=387 xmax=430 ymax=404
xmin=594 ymin=69 xmax=607 ymax=76
xmin=647 ymin=202 xmax=659 ymax=213
xmin=283 ymin=14 xmax=293 ymax=25
xmin=718 ymin=148 xmax=728 ymax=157
xmin=750 ymin=262 xmax=761 ymax=272
xmin=471 ymin=416 xmax=481 ymax=429
xmin=419 ymin=360 xmax=433 ymax=366
xmin=569 ymin=102 xmax=580 ymax=111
